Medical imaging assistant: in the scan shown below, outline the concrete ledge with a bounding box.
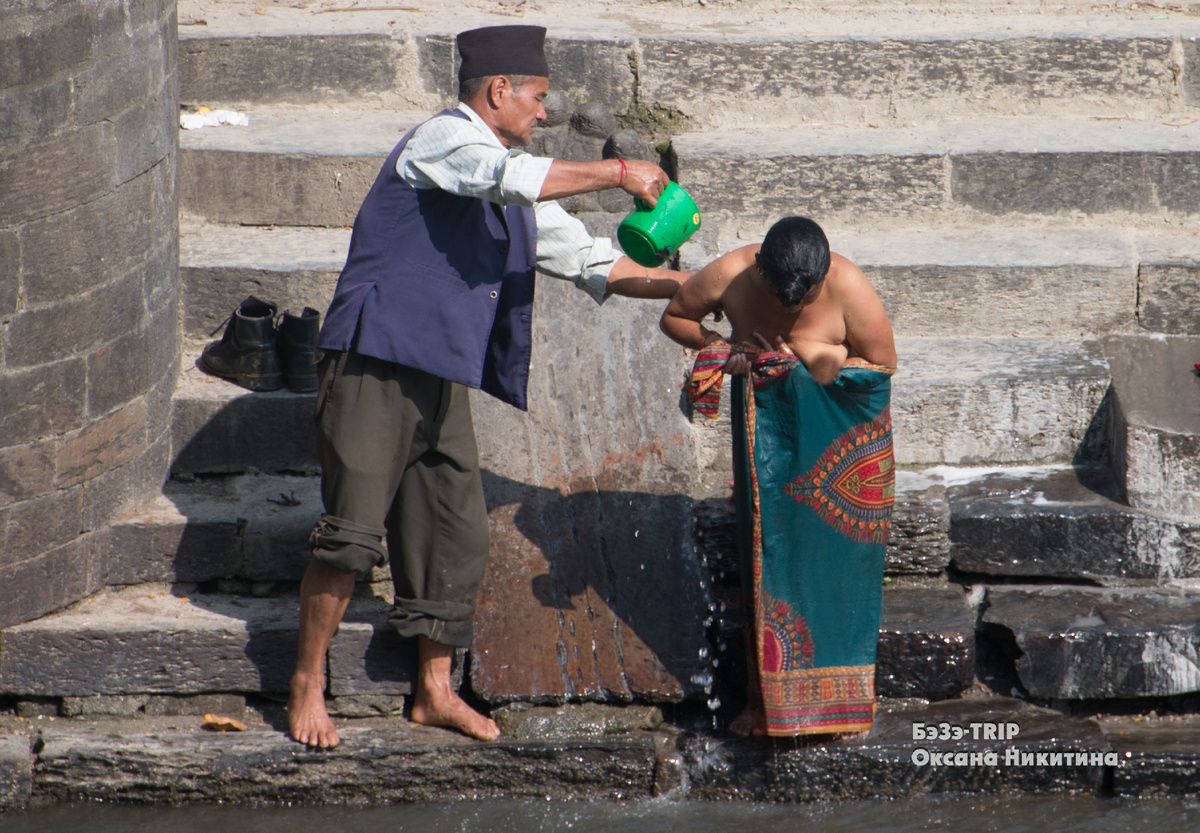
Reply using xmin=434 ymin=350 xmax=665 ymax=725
xmin=983 ymin=585 xmax=1200 ymax=700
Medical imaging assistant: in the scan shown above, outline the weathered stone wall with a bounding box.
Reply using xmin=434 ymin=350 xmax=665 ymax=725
xmin=0 ymin=0 xmax=180 ymax=628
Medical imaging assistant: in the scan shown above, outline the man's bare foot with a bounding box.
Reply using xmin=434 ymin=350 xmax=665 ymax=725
xmin=409 ymin=636 xmax=500 ymax=741
xmin=288 ymin=670 xmax=340 ymax=748
xmin=729 ymin=705 xmax=767 ymax=736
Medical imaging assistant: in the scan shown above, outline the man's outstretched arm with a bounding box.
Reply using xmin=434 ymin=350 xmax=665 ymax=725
xmin=605 ymin=256 xmax=689 ymax=299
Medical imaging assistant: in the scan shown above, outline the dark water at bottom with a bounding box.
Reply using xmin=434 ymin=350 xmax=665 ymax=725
xmin=4 ymin=795 xmax=1200 ymax=833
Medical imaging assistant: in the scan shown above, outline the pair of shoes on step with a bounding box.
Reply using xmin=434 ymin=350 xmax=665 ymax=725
xmin=200 ymin=296 xmax=320 ymax=392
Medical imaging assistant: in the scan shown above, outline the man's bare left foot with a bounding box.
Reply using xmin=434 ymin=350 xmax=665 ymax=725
xmin=288 ymin=669 xmax=340 ymax=748
xmin=410 ymin=687 xmax=500 ymax=741
xmin=410 ymin=636 xmax=500 ymax=741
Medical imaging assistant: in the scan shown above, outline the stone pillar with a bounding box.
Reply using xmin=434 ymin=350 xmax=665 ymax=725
xmin=0 ymin=0 xmax=180 ymax=627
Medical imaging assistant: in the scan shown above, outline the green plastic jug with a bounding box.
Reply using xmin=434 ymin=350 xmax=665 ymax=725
xmin=616 ymin=181 xmax=702 ymax=267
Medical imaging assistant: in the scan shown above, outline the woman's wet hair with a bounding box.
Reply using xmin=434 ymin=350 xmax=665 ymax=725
xmin=756 ymin=216 xmax=831 ymax=307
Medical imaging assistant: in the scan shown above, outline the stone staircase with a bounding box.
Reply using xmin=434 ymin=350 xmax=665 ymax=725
xmin=4 ymin=2 xmax=1200 ymax=737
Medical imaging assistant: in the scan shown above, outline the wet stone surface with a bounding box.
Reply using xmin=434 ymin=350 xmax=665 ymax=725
xmin=492 ymin=702 xmax=663 ymax=740
xmin=0 ymin=732 xmax=31 ymax=811
xmin=876 ymin=586 xmax=976 ymax=700
xmin=681 ymin=697 xmax=1108 ymax=802
xmin=1103 ymin=717 xmax=1200 ymax=798
xmin=983 ymin=586 xmax=1200 ymax=700
xmin=949 ymin=466 xmax=1200 ymax=583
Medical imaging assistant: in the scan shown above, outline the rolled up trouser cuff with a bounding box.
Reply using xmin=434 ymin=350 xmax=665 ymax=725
xmin=389 ymin=599 xmax=476 ymax=649
xmin=310 ymin=513 xmax=388 ymax=574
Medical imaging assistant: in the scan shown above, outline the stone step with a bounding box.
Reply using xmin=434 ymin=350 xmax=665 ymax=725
xmin=1135 ymin=237 xmax=1200 ymax=335
xmin=179 ymin=108 xmax=425 ymax=226
xmin=103 ymin=472 xmax=321 ymax=586
xmin=876 ymin=586 xmax=976 ymax=700
xmin=685 ymin=225 xmax=1149 ymax=338
xmin=1106 ymin=334 xmax=1200 ymax=521
xmin=178 ymin=15 xmax=1198 ymax=125
xmin=981 ymin=585 xmax=1200 ymax=700
xmin=180 ymin=222 xmax=347 ymax=339
xmin=0 ymin=586 xmax=424 ymax=700
xmin=171 ymin=345 xmax=317 ymax=476
xmin=674 ymin=118 xmax=1200 ymax=226
xmin=947 ymin=464 xmax=1200 ymax=583
xmin=891 ymin=336 xmax=1109 ymax=465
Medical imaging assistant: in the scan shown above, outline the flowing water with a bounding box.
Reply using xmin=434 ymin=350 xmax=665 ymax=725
xmin=4 ymin=795 xmax=1200 ymax=833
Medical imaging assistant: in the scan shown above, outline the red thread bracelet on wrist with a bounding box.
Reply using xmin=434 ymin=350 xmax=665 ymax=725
xmin=617 ymin=157 xmax=627 ymax=187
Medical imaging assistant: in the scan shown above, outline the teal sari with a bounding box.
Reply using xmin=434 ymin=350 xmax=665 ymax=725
xmin=690 ymin=345 xmax=895 ymax=736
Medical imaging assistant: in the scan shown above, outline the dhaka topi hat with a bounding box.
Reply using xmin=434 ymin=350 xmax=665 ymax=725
xmin=457 ymin=25 xmax=549 ymax=82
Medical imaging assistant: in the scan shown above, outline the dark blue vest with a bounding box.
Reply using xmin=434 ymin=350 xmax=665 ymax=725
xmin=317 ymin=109 xmax=538 ymax=410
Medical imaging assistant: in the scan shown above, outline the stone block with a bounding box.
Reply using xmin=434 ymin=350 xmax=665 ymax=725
xmin=1152 ymin=152 xmax=1200 ymax=216
xmin=682 ymin=698 xmax=1108 ymax=800
xmin=0 ymin=733 xmax=31 ymax=811
xmin=0 ymin=230 xmax=17 ymax=319
xmin=33 ymin=725 xmax=656 ymax=803
xmin=545 ymin=38 xmax=636 ymax=114
xmin=87 ymin=298 xmax=179 ymax=417
xmin=57 ymin=400 xmax=148 ymax=489
xmin=144 ymin=693 xmax=247 ymax=716
xmin=170 ymin=359 xmax=319 ymax=475
xmin=888 ymin=474 xmax=952 ymax=575
xmin=1 ymin=487 xmax=84 ymax=570
xmin=0 ymin=360 xmax=87 ymax=445
xmin=950 ymin=465 xmax=1200 ymax=582
xmin=890 ymin=337 xmax=1111 ymax=466
xmin=0 ymin=442 xmax=56 ymax=505
xmin=327 ymin=695 xmax=405 ymax=718
xmin=0 ymin=534 xmax=105 ymax=630
xmin=0 ymin=78 xmax=72 ymax=146
xmin=1185 ymin=38 xmax=1200 ymax=107
xmin=1137 ymin=260 xmax=1200 ymax=334
xmin=179 ymin=223 xmax=347 ymax=337
xmin=983 ymin=586 xmax=1200 ymax=700
xmin=0 ymin=122 xmax=118 ymax=227
xmin=103 ymin=493 xmax=242 ymax=585
xmin=327 ymin=603 xmax=464 ymax=697
xmin=673 ymin=131 xmax=946 ymax=223
xmin=952 ymin=151 xmax=1158 ymax=216
xmin=0 ymin=589 xmax=301 ymax=696
xmin=180 ymin=149 xmax=383 ymax=227
xmin=180 ymin=35 xmax=399 ymax=104
xmin=470 ymin=282 xmax=708 ymax=704
xmin=1107 ymin=334 xmax=1200 ymax=520
xmin=72 ymin=33 xmax=161 ymax=126
xmin=80 ymin=432 xmax=169 ymax=534
xmin=60 ymin=694 xmax=150 ymax=718
xmin=876 ymin=586 xmax=975 ymax=700
xmin=20 ymin=171 xmax=161 ymax=303
xmin=0 ymin=5 xmax=93 ymax=89
xmin=112 ymin=88 xmax=177 ymax=184
xmin=640 ymin=35 xmax=1175 ymax=123
xmin=5 ymin=269 xmax=143 ymax=368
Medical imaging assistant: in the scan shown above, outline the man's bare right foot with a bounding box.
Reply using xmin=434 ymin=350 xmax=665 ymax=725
xmin=288 ymin=670 xmax=340 ymax=748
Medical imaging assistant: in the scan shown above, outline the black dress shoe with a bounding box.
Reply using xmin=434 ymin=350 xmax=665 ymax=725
xmin=279 ymin=306 xmax=321 ymax=392
xmin=200 ymin=296 xmax=283 ymax=391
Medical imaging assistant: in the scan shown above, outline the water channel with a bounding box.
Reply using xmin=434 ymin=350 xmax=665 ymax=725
xmin=5 ymin=795 xmax=1200 ymax=833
